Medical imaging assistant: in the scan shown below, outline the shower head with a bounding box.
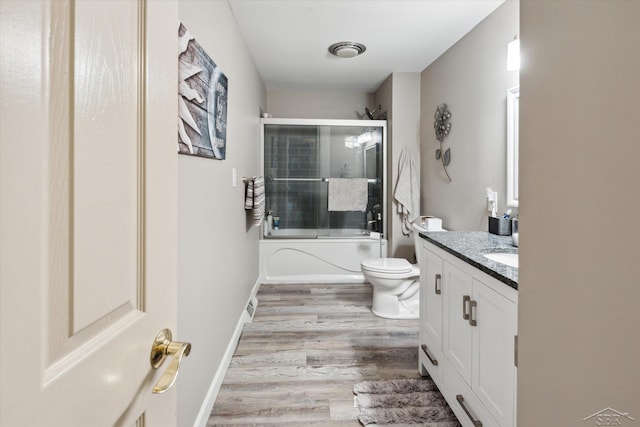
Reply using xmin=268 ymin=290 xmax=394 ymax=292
xmin=365 ymin=104 xmax=382 ymax=120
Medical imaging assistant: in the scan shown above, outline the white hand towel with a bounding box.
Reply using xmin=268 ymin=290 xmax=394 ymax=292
xmin=328 ymin=178 xmax=368 ymax=212
xmin=393 ymin=147 xmax=420 ymax=236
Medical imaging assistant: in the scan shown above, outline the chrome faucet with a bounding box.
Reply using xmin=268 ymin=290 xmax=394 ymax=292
xmin=511 ymin=218 xmax=519 ymax=247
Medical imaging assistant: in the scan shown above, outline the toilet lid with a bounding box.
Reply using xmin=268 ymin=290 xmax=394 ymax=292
xmin=361 ymin=258 xmax=413 ymax=274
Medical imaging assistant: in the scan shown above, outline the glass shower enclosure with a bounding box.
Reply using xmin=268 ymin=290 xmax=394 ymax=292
xmin=261 ymin=118 xmax=387 ymax=239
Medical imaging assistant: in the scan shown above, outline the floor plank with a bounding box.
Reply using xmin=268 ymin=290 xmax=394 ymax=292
xmin=208 ymin=282 xmax=422 ymax=426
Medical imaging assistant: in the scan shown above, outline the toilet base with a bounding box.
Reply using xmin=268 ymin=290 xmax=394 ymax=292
xmin=371 ymin=307 xmax=419 ymax=320
xmin=371 ymin=281 xmax=420 ymax=320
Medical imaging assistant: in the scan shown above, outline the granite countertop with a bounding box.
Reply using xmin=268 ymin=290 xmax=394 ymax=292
xmin=419 ymin=231 xmax=518 ymax=290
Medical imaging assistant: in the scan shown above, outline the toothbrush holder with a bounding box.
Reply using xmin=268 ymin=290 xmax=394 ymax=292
xmin=488 ymin=216 xmax=512 ymax=236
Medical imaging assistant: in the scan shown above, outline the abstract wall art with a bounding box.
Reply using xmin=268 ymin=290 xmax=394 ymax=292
xmin=178 ymin=23 xmax=228 ymax=160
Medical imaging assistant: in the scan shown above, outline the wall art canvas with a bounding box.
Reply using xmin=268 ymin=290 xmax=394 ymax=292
xmin=178 ymin=23 xmax=228 ymax=159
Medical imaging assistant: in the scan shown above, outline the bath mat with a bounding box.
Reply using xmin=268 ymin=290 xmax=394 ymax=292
xmin=353 ymin=378 xmax=461 ymax=426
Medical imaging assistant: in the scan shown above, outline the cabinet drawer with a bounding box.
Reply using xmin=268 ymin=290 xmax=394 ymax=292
xmin=419 ymin=339 xmax=444 ymax=387
xmin=444 ymin=361 xmax=499 ymax=427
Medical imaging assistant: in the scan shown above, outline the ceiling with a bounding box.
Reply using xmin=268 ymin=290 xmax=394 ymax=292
xmin=228 ymin=0 xmax=505 ymax=92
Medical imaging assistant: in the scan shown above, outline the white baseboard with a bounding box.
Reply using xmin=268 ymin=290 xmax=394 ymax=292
xmin=192 ymin=279 xmax=261 ymax=427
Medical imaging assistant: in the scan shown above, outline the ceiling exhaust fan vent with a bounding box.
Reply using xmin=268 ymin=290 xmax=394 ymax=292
xmin=328 ymin=41 xmax=366 ymax=58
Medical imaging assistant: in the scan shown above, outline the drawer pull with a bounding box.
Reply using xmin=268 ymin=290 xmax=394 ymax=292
xmin=421 ymin=344 xmax=438 ymax=366
xmin=456 ymin=394 xmax=483 ymax=427
xmin=435 ymin=274 xmax=442 ymax=295
xmin=469 ymin=299 xmax=477 ymax=326
xmin=462 ymin=295 xmax=471 ymax=320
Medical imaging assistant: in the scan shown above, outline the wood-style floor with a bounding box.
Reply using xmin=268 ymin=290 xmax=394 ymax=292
xmin=207 ymin=282 xmax=422 ymax=426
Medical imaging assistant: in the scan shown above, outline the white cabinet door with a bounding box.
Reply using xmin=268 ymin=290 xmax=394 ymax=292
xmin=472 ymin=279 xmax=517 ymax=427
xmin=422 ymin=248 xmax=444 ymax=347
xmin=0 ymin=1 xmax=180 ymax=426
xmin=419 ymin=246 xmax=444 ymax=382
xmin=442 ymin=261 xmax=474 ymax=385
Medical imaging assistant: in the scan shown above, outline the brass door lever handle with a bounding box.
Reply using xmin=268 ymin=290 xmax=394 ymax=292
xmin=150 ymin=328 xmax=192 ymax=394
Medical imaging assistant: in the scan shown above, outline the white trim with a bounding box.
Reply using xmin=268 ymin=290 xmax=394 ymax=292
xmin=260 ymin=117 xmax=387 ymax=128
xmin=192 ymin=279 xmax=262 ymax=427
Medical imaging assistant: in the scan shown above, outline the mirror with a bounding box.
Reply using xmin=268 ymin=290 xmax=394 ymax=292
xmin=507 ymin=86 xmax=519 ymax=207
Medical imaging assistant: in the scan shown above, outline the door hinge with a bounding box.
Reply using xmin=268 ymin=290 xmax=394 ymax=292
xmin=514 ymin=335 xmax=518 ymax=367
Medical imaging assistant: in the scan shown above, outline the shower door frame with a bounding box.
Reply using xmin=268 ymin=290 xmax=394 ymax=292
xmin=259 ymin=118 xmax=387 ymax=239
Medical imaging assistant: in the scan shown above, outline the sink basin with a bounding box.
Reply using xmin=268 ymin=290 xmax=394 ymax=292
xmin=483 ymin=252 xmax=518 ymax=268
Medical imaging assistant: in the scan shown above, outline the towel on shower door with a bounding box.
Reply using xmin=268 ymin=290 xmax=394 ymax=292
xmin=328 ymin=178 xmax=368 ymax=212
xmin=244 ymin=176 xmax=265 ymax=226
xmin=394 ymin=147 xmax=420 ymax=236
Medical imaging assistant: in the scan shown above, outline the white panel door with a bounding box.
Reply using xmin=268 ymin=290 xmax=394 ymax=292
xmin=442 ymin=261 xmax=473 ymax=385
xmin=0 ymin=0 xmax=180 ymax=426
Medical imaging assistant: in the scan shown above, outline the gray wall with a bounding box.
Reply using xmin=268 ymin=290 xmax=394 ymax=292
xmin=266 ymin=89 xmax=373 ymax=120
xmin=518 ymin=1 xmax=640 ymax=425
xmin=375 ymin=73 xmax=421 ymax=260
xmin=420 ymin=0 xmax=519 ymax=231
xmin=178 ymin=1 xmax=266 ymax=425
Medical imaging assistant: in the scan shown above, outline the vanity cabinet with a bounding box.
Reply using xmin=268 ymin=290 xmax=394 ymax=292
xmin=419 ymin=240 xmax=518 ymax=427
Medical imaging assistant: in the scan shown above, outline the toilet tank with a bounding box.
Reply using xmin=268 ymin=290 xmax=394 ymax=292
xmin=412 ymin=223 xmax=427 ymax=262
xmin=379 ymin=238 xmax=389 ymax=258
xmin=412 ymin=220 xmax=444 ymax=262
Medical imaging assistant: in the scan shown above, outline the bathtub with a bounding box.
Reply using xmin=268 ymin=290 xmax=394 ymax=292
xmin=259 ymin=229 xmax=388 ymax=283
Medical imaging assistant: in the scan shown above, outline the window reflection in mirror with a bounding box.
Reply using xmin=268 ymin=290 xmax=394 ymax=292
xmin=507 ymin=86 xmax=519 ymax=207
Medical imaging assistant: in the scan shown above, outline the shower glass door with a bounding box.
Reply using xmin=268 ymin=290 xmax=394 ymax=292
xmin=262 ymin=119 xmax=386 ymax=239
xmin=263 ymin=123 xmax=321 ymax=238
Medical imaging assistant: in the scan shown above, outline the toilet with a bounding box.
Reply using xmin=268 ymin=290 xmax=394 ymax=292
xmin=361 ymin=222 xmax=442 ymax=319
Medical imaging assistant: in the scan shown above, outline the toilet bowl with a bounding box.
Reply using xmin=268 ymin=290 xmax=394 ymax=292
xmin=361 ymin=257 xmax=421 ymax=319
xmin=361 ymin=222 xmax=441 ymax=319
